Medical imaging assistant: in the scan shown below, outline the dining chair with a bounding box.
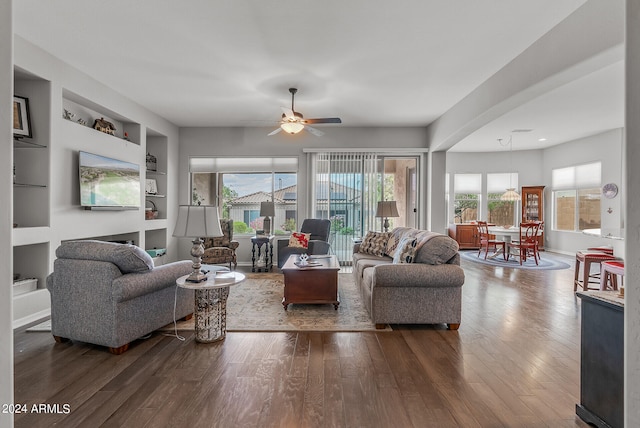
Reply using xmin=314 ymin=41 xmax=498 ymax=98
xmin=534 ymin=220 xmax=544 ymax=262
xmin=509 ymin=222 xmax=540 ymax=265
xmin=477 ymin=221 xmax=507 ymax=260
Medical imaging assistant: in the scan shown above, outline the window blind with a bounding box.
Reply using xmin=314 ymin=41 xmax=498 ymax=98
xmin=487 ymin=173 xmax=518 ymax=193
xmin=190 ymin=157 xmax=298 ymax=173
xmin=454 ymin=173 xmax=482 ymax=193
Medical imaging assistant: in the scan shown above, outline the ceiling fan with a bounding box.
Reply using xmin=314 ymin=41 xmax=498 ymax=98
xmin=268 ymin=88 xmax=342 ymax=136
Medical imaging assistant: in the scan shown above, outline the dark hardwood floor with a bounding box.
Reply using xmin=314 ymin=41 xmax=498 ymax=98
xmin=14 ymin=254 xmax=591 ymax=427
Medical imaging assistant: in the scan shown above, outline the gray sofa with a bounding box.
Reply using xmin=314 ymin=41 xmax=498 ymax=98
xmin=46 ymin=240 xmax=194 ymax=354
xmin=352 ymin=227 xmax=465 ymax=329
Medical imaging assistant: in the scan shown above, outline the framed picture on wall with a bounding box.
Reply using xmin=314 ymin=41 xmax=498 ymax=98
xmin=13 ymin=95 xmax=33 ymax=139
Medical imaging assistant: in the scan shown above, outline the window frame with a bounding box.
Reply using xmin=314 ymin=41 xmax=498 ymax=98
xmin=551 ymin=162 xmax=601 ymax=232
xmin=189 ymin=157 xmax=298 ymax=236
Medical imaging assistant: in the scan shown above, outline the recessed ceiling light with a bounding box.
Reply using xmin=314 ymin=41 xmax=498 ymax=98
xmin=538 ymin=138 xmax=547 ymax=142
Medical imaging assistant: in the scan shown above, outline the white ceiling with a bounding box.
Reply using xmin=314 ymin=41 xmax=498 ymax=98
xmin=13 ymin=0 xmax=621 ymax=152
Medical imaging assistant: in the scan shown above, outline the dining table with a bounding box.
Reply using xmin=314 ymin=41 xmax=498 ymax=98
xmin=487 ymin=226 xmax=532 ymax=261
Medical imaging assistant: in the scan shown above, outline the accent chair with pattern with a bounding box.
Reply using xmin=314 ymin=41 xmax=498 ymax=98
xmin=201 ymin=218 xmax=239 ymax=270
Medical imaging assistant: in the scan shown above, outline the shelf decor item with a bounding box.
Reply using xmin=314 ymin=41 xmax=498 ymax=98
xmin=146 ymin=152 xmax=157 ymax=171
xmin=145 ymin=200 xmax=158 ymax=220
xmin=93 ymin=117 xmax=116 ymax=135
xmin=145 ymin=179 xmax=158 ymax=195
xmin=13 ymin=95 xmax=32 ymax=139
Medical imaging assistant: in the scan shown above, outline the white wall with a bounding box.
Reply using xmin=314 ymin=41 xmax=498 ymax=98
xmin=543 ymin=128 xmax=624 ymax=256
xmin=1 ymin=1 xmax=14 ymax=425
xmin=178 ymin=126 xmax=428 ymax=264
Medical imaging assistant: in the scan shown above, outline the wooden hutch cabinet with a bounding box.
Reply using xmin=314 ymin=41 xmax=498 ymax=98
xmin=521 ymin=186 xmax=544 ymax=250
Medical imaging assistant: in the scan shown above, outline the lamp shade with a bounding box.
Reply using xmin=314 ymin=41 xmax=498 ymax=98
xmin=260 ymin=201 xmax=275 ymax=217
xmin=376 ymin=201 xmax=399 ymax=218
xmin=172 ymin=205 xmax=223 ymax=238
xmin=500 ymin=188 xmax=521 ymax=201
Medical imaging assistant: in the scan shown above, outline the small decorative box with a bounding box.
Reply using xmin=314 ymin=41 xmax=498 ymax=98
xmin=13 ymin=278 xmax=37 ymax=296
xmin=145 ymin=248 xmax=166 ymax=257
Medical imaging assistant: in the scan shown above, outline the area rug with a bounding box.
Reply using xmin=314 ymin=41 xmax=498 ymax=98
xmin=460 ymin=249 xmax=571 ymax=270
xmin=28 ymin=273 xmax=389 ymax=333
xmin=161 ymin=272 xmax=390 ymax=332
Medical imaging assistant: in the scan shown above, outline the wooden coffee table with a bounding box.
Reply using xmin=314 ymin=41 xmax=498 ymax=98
xmin=281 ymin=254 xmax=340 ymax=310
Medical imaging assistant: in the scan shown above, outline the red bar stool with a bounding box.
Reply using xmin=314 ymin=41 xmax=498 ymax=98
xmin=600 ymin=260 xmax=624 ymax=291
xmin=587 ymin=246 xmax=614 ymax=255
xmin=574 ymin=250 xmax=617 ymax=292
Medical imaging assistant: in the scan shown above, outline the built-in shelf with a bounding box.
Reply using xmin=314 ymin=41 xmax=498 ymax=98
xmin=14 ymin=183 xmax=47 ymax=188
xmin=62 ymin=88 xmax=141 ymax=145
xmin=13 ymin=226 xmax=51 ymax=246
xmin=145 ymin=194 xmax=166 ymax=198
xmin=14 ymin=138 xmax=47 ymax=149
xmin=146 ymin=170 xmax=166 ymax=175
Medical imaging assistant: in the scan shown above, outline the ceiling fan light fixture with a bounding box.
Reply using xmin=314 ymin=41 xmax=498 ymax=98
xmin=281 ymin=122 xmax=304 ymax=134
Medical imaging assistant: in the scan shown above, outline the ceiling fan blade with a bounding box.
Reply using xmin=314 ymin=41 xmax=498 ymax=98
xmin=281 ymin=107 xmax=295 ymax=120
xmin=304 ymin=117 xmax=342 ymax=124
xmin=305 ymin=125 xmax=324 ymax=137
xmin=267 ymin=127 xmax=283 ymax=136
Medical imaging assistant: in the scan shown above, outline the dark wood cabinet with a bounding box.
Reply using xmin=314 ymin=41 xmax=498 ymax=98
xmin=576 ymin=291 xmax=623 ymax=428
xmin=521 ymin=186 xmax=544 ymax=250
xmin=448 ymin=223 xmax=480 ymax=249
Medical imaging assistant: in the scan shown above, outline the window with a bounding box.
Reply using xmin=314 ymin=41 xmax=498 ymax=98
xmin=487 ymin=173 xmax=518 ymax=227
xmin=190 ymin=157 xmax=298 ymax=235
xmin=453 ymin=174 xmax=481 ymax=223
xmin=552 ymin=162 xmax=601 ymax=231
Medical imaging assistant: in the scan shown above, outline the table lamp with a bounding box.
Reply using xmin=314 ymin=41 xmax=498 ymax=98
xmin=376 ymin=201 xmax=399 ymax=232
xmin=260 ymin=201 xmax=275 ymax=235
xmin=173 ymin=205 xmax=223 ymax=282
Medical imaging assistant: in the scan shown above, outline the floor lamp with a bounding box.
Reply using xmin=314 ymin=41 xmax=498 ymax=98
xmin=376 ymin=201 xmax=399 ymax=232
xmin=173 ymin=205 xmax=223 ymax=282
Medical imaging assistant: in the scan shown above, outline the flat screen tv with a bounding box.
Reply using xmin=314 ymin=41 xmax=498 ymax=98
xmin=79 ymin=151 xmax=141 ymax=210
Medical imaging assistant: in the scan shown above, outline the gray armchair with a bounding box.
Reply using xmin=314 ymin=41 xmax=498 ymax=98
xmin=46 ymin=240 xmax=194 ymax=354
xmin=277 ymin=219 xmax=332 ymax=268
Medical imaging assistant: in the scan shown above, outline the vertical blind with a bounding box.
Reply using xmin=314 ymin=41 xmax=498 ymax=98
xmin=312 ymin=152 xmax=380 ymax=265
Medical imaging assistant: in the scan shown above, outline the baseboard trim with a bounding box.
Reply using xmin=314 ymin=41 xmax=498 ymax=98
xmin=13 ymin=308 xmax=51 ymax=330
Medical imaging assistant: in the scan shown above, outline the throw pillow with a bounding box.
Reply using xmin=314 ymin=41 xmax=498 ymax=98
xmin=385 ymin=227 xmax=413 ymax=257
xmin=392 ymin=236 xmax=418 ymax=264
xmin=359 ymin=231 xmax=390 ymax=257
xmin=289 ymin=232 xmax=311 ymax=248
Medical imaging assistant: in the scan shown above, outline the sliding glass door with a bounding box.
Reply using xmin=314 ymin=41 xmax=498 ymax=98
xmin=310 ymin=152 xmax=419 ymax=265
